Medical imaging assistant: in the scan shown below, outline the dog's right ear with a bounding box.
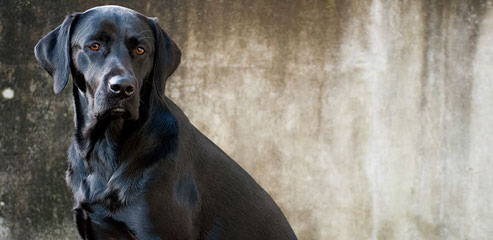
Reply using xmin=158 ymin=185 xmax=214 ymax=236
xmin=34 ymin=14 xmax=79 ymax=94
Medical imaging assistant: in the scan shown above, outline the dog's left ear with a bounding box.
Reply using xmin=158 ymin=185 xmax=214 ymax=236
xmin=34 ymin=14 xmax=79 ymax=94
xmin=148 ymin=18 xmax=181 ymax=98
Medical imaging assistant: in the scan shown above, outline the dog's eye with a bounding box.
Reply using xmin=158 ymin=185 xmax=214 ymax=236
xmin=136 ymin=47 xmax=145 ymax=55
xmin=89 ymin=43 xmax=100 ymax=51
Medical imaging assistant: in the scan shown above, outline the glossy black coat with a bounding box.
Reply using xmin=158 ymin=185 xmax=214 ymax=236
xmin=35 ymin=5 xmax=297 ymax=240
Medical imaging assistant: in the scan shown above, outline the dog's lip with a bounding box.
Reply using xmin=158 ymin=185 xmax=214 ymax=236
xmin=107 ymin=107 xmax=127 ymax=118
xmin=109 ymin=107 xmax=135 ymax=120
xmin=111 ymin=107 xmax=126 ymax=113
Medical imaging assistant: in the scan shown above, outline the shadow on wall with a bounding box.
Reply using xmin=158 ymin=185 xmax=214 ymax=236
xmin=1 ymin=0 xmax=493 ymax=239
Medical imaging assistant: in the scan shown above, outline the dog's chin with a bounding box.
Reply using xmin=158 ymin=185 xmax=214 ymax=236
xmin=96 ymin=107 xmax=139 ymax=121
xmin=110 ymin=108 xmax=131 ymax=119
xmin=112 ymin=107 xmax=140 ymax=120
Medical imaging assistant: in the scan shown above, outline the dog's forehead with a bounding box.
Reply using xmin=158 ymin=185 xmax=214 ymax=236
xmin=73 ymin=6 xmax=152 ymax=41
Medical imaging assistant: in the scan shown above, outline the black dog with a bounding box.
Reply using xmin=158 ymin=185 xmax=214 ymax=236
xmin=34 ymin=5 xmax=297 ymax=240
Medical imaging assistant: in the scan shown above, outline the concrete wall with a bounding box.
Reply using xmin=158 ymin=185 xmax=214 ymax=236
xmin=1 ymin=0 xmax=492 ymax=239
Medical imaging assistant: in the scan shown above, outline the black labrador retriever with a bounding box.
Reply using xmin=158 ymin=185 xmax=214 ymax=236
xmin=34 ymin=5 xmax=297 ymax=240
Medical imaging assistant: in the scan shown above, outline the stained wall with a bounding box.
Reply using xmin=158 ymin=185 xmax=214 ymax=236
xmin=1 ymin=0 xmax=492 ymax=239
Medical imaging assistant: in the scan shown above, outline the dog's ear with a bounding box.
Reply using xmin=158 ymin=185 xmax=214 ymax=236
xmin=148 ymin=18 xmax=181 ymax=98
xmin=34 ymin=14 xmax=79 ymax=94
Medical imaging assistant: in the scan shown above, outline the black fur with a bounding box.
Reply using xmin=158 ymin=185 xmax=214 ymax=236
xmin=35 ymin=5 xmax=297 ymax=240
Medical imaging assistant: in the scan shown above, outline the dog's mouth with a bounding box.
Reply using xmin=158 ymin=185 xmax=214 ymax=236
xmin=109 ymin=107 xmax=133 ymax=119
xmin=93 ymin=95 xmax=140 ymax=121
xmin=111 ymin=107 xmax=126 ymax=114
xmin=95 ymin=106 xmax=135 ymax=120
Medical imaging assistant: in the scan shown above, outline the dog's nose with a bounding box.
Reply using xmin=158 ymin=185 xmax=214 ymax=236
xmin=108 ymin=77 xmax=136 ymax=97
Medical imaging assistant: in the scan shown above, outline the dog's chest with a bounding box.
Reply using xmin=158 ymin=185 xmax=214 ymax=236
xmin=68 ymin=143 xmax=161 ymax=239
xmin=70 ymin=141 xmax=120 ymax=203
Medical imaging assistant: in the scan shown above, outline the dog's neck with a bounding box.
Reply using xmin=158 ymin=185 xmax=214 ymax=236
xmin=68 ymin=85 xmax=178 ymax=210
xmin=72 ymin=86 xmax=142 ymax=164
xmin=71 ymin=84 xmax=175 ymax=164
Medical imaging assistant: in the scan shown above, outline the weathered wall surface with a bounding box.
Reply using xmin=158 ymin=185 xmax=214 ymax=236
xmin=1 ymin=0 xmax=493 ymax=239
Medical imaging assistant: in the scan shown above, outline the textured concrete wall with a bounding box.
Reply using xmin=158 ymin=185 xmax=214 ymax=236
xmin=1 ymin=0 xmax=493 ymax=239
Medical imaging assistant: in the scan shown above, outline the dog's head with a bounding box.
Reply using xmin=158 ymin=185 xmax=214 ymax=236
xmin=35 ymin=5 xmax=181 ymax=121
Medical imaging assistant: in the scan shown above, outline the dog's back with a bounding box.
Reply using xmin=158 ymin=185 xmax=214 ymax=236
xmin=143 ymin=98 xmax=297 ymax=239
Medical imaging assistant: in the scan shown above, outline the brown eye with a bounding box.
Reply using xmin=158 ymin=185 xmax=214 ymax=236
xmin=89 ymin=43 xmax=100 ymax=51
xmin=136 ymin=47 xmax=145 ymax=55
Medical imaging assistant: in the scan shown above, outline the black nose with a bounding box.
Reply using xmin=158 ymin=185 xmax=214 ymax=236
xmin=108 ymin=77 xmax=136 ymax=97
